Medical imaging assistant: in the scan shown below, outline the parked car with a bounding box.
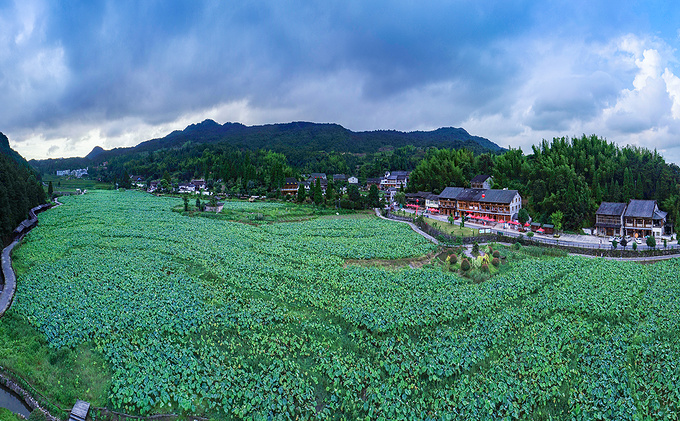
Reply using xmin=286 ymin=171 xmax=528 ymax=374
xmin=635 ymin=237 xmax=642 ymax=244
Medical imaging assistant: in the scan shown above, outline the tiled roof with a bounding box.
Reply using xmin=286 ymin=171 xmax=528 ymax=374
xmin=595 ymin=202 xmax=627 ymax=216
xmin=624 ymin=200 xmax=657 ymax=218
xmin=438 ymin=187 xmax=464 ymax=200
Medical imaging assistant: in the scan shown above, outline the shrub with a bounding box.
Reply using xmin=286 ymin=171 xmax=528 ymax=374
xmin=492 ymin=257 xmax=500 ymax=267
xmin=513 ymin=242 xmax=521 ymax=250
xmin=29 ymin=410 xmax=46 ymax=421
xmin=449 ymin=254 xmax=458 ymax=264
xmin=460 ymin=258 xmax=471 ymax=271
xmin=472 ymin=242 xmax=480 ymax=255
xmin=492 ymin=250 xmax=500 ymax=259
xmin=481 ymin=263 xmax=489 ymax=273
xmin=527 ymin=232 xmax=534 ymax=237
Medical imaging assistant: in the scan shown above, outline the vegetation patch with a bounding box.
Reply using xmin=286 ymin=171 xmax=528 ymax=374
xmin=5 ymin=190 xmax=680 ymax=419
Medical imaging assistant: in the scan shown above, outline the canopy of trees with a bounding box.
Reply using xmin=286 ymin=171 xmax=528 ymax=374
xmin=0 ymin=132 xmax=46 ymax=244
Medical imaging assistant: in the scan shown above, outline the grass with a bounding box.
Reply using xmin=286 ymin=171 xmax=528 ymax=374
xmin=0 ymin=312 xmax=111 ymax=412
xmin=42 ymin=175 xmax=112 ymax=194
xmin=424 ymin=219 xmax=479 ymax=237
xmin=0 ymin=408 xmax=23 ymax=421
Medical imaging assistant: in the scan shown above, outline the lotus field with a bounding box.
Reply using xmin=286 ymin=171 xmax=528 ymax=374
xmin=7 ymin=190 xmax=680 ymax=419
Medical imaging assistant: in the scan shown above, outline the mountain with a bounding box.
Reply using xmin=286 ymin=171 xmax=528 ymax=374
xmin=32 ymin=120 xmax=504 ymax=168
xmin=0 ymin=132 xmax=46 ymax=244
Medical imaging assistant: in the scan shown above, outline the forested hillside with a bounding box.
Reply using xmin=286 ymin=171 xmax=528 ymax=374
xmin=30 ymin=120 xmax=503 ymax=178
xmin=408 ymin=135 xmax=680 ymax=230
xmin=0 ymin=132 xmax=46 ymax=244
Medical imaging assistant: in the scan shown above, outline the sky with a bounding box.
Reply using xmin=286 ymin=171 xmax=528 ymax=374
xmin=3 ymin=1 xmax=680 ymax=164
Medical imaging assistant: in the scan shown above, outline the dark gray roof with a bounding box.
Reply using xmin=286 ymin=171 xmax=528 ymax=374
xmin=596 ymin=202 xmax=627 ymax=216
xmin=284 ymin=177 xmax=298 ymax=184
xmin=439 ymin=187 xmax=464 ymax=200
xmin=426 ymin=193 xmax=439 ymax=201
xmin=471 ymin=174 xmax=492 ymax=184
xmin=654 ymin=210 xmax=667 ymax=220
xmin=437 ymin=187 xmax=518 ymax=203
xmin=624 ymin=200 xmax=657 ymax=218
xmin=478 ymin=189 xmax=519 ymax=204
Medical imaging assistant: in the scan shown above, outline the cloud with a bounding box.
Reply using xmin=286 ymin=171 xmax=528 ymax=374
xmin=2 ymin=1 xmax=680 ymax=166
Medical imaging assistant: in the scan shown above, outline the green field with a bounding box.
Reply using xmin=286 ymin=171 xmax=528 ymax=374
xmin=4 ymin=190 xmax=680 ymax=419
xmin=42 ymin=175 xmax=112 ymax=194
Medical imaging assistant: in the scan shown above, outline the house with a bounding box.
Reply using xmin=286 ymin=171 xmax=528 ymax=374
xmin=148 ymin=181 xmax=159 ymax=192
xmin=386 ymin=187 xmax=398 ymax=204
xmin=281 ymin=177 xmax=299 ymax=196
xmin=380 ymin=171 xmax=409 ymax=190
xmin=348 ymin=176 xmax=359 ymax=185
xmin=308 ymin=173 xmax=327 ymax=180
xmin=623 ymin=199 xmax=667 ymax=238
xmin=471 ymin=175 xmax=493 ymax=189
xmin=438 ymin=187 xmax=465 ymax=216
xmin=191 ymin=179 xmax=207 ymax=190
xmin=595 ymin=202 xmax=627 ymax=237
xmin=405 ymin=191 xmax=431 ymax=207
xmin=530 ymin=222 xmax=541 ymax=232
xmin=456 ymin=188 xmax=522 ymax=222
xmin=178 ymin=183 xmax=196 ymax=193
xmin=333 ymin=174 xmax=347 ymax=183
xmin=365 ymin=177 xmax=381 ymax=189
xmin=542 ymin=224 xmax=555 ymax=235
xmin=425 ymin=193 xmax=440 ymax=212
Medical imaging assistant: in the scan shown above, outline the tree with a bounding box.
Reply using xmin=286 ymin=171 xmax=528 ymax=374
xmin=633 ymin=242 xmax=637 ymax=251
xmin=550 ymin=210 xmax=564 ymax=233
xmin=395 ymin=192 xmax=406 ymax=206
xmin=368 ymin=184 xmax=380 ymax=208
xmin=612 ymin=239 xmax=618 ymax=250
xmin=646 ymin=236 xmax=656 ymax=249
xmin=460 ymin=217 xmax=465 ymax=228
xmin=518 ymin=208 xmax=530 ymax=226
xmin=448 ymin=215 xmax=455 ymax=225
xmin=196 ymin=197 xmax=201 ymax=211
xmin=313 ymin=178 xmax=323 ymax=205
xmin=620 ymin=237 xmax=628 ymax=250
xmin=297 ymin=183 xmax=306 ymax=203
xmin=47 ymin=181 xmax=53 ymax=197
xmin=183 ymin=195 xmax=189 ymax=211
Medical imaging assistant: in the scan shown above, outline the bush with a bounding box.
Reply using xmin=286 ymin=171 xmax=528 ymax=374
xmin=481 ymin=263 xmax=489 ymax=273
xmin=513 ymin=242 xmax=521 ymax=250
xmin=460 ymin=258 xmax=471 ymax=271
xmin=527 ymin=231 xmax=534 ymax=237
xmin=492 ymin=250 xmax=500 ymax=259
xmin=449 ymin=254 xmax=458 ymax=264
xmin=492 ymin=257 xmax=500 ymax=267
xmin=28 ymin=410 xmax=46 ymax=421
xmin=472 ymin=242 xmax=480 ymax=255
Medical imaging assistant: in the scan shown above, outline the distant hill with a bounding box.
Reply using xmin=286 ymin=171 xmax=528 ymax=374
xmin=30 ymin=120 xmax=504 ymax=171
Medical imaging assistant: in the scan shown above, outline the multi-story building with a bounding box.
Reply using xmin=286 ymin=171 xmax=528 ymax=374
xmin=436 ymin=186 xmax=521 ymax=221
xmin=380 ymin=171 xmax=410 ymax=190
xmin=281 ymin=177 xmax=299 ymax=196
xmin=623 ymin=200 xmax=667 ymax=238
xmin=595 ymin=199 xmax=668 ymax=238
xmin=595 ymin=202 xmax=627 ymax=237
xmin=455 ymin=188 xmax=522 ymax=222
